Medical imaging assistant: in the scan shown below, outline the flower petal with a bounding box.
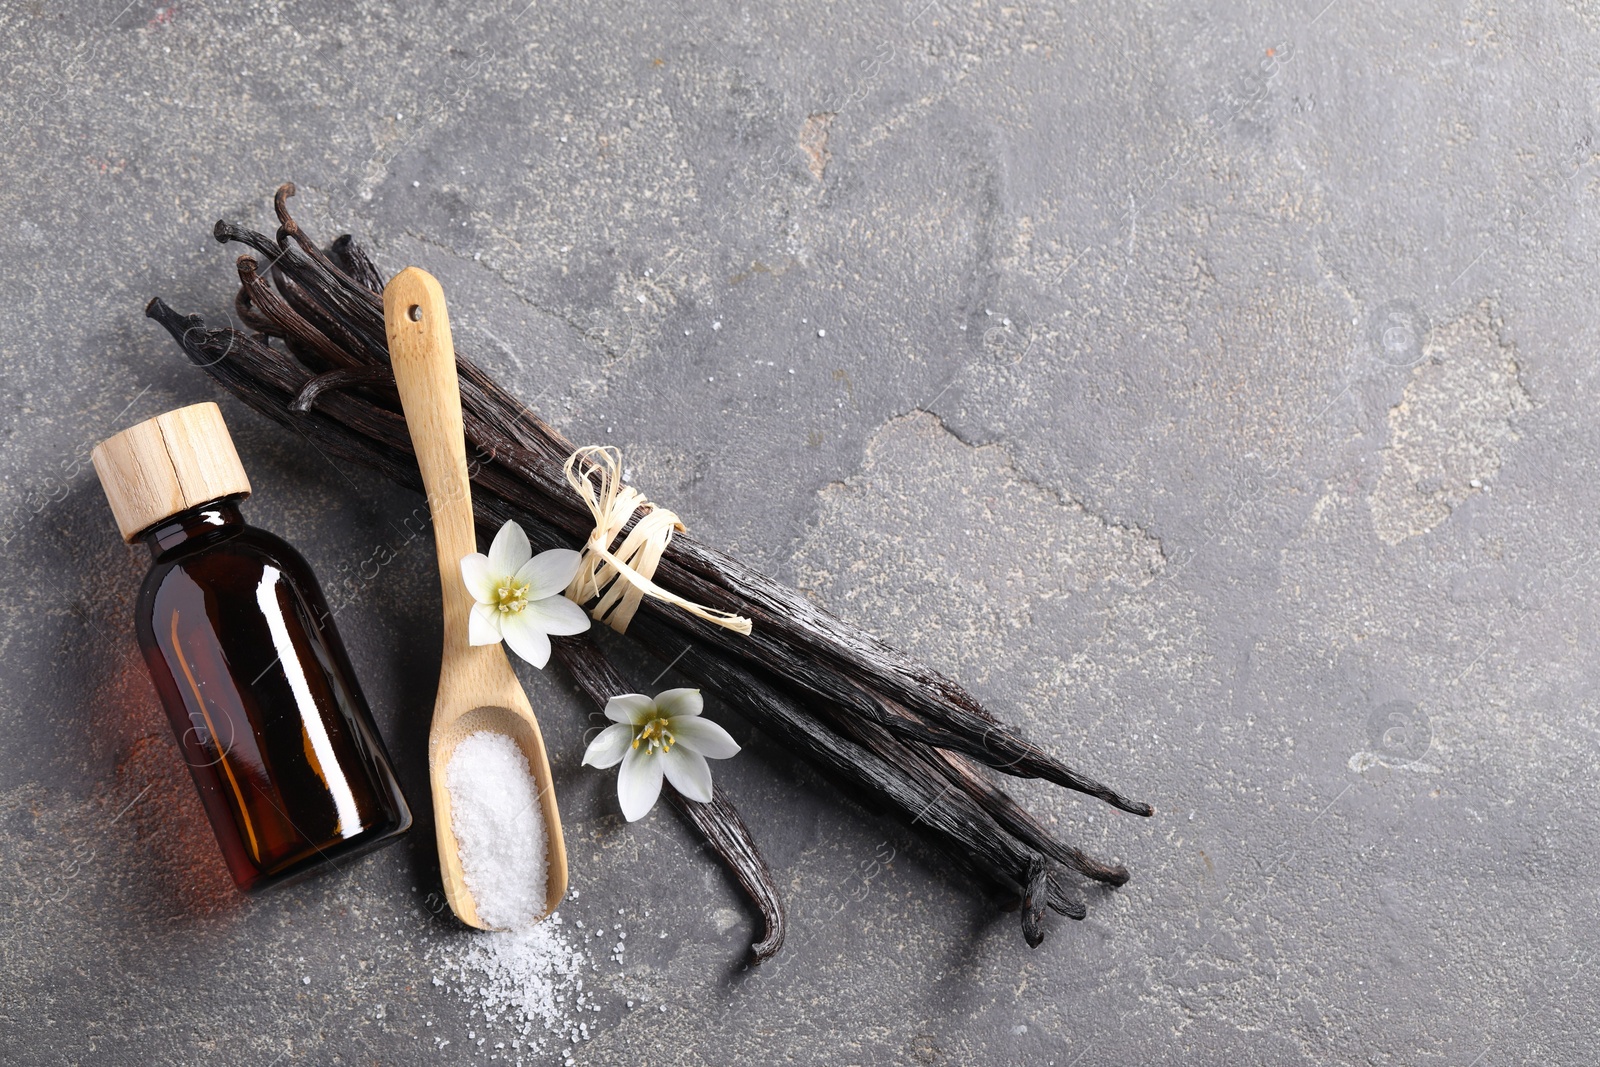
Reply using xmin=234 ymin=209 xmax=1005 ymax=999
xmin=460 ymin=552 xmax=498 ymax=603
xmin=582 ymin=723 xmax=633 ymax=769
xmin=617 ymin=745 xmax=664 ymax=821
xmin=654 ymin=687 xmax=704 ymax=719
xmin=661 ymin=745 xmax=713 ymax=803
xmin=604 ymin=693 xmax=656 ymax=725
xmin=498 ymin=611 xmax=552 ymax=668
xmin=468 ymin=602 xmax=503 ymax=646
xmin=515 ymin=548 xmax=583 ymax=601
xmin=669 ymin=716 xmax=741 ymax=760
xmin=519 ymin=592 xmax=592 ymax=636
xmin=488 ymin=520 xmax=532 ymax=578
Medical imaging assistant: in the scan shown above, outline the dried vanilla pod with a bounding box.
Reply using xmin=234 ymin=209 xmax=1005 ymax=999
xmin=617 ymin=612 xmax=1083 ymax=922
xmin=662 ymin=787 xmax=785 ymax=962
xmin=146 ymin=183 xmax=1152 ymax=948
xmin=552 ymin=634 xmax=786 ymax=963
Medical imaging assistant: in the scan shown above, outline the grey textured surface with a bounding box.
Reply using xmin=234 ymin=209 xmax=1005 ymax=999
xmin=1 ymin=0 xmax=1595 ymax=1063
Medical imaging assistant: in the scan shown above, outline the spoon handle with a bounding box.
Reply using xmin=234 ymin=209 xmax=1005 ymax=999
xmin=385 ymin=268 xmax=477 ymax=658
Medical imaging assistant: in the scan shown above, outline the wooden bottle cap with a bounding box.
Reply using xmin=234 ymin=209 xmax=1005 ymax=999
xmin=91 ymin=402 xmax=252 ymax=542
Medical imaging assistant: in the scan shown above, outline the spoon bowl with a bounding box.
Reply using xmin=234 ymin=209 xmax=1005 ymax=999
xmin=429 ymin=702 xmax=566 ymax=927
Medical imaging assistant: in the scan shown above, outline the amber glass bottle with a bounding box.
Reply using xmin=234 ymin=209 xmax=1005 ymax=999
xmin=93 ymin=403 xmax=411 ymax=892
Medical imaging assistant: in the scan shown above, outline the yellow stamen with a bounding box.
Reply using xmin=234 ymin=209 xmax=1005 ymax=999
xmin=634 ymin=715 xmax=676 ymax=755
xmin=493 ymin=578 xmax=531 ymax=614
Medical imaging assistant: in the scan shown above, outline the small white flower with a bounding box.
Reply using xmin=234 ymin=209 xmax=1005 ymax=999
xmin=581 ymin=689 xmax=740 ymax=821
xmin=460 ymin=520 xmax=590 ymax=669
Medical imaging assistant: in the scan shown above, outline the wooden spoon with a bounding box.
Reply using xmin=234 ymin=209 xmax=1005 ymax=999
xmin=384 ymin=266 xmax=569 ymax=929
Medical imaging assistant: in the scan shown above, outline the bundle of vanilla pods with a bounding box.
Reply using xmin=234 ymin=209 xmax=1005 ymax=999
xmin=147 ymin=184 xmax=1152 ymax=952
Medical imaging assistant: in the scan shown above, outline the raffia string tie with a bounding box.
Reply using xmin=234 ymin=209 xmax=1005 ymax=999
xmin=562 ymin=445 xmax=753 ymax=636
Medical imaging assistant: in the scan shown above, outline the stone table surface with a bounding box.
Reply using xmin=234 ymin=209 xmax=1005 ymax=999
xmin=2 ymin=1 xmax=1595 ymax=1064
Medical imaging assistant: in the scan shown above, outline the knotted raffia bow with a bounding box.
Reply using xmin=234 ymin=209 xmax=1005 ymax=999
xmin=562 ymin=445 xmax=753 ymax=636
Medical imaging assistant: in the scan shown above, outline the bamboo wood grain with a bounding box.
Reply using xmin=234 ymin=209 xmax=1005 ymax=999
xmin=91 ymin=401 xmax=253 ymax=542
xmin=383 ymin=266 xmax=568 ymax=930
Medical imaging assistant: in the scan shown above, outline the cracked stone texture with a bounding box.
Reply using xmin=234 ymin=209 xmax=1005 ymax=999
xmin=1 ymin=0 xmax=1597 ymax=1064
xmin=1369 ymin=302 xmax=1532 ymax=545
xmin=794 ymin=412 xmax=1167 ymax=696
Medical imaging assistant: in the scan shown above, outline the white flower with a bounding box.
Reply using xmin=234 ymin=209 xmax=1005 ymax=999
xmin=581 ymin=688 xmax=740 ymax=821
xmin=461 ymin=520 xmax=590 ymax=669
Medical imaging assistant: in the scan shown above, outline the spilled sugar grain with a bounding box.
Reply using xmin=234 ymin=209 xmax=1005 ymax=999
xmin=436 ymin=912 xmax=590 ymax=1059
xmin=429 ymin=890 xmax=639 ymax=1060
